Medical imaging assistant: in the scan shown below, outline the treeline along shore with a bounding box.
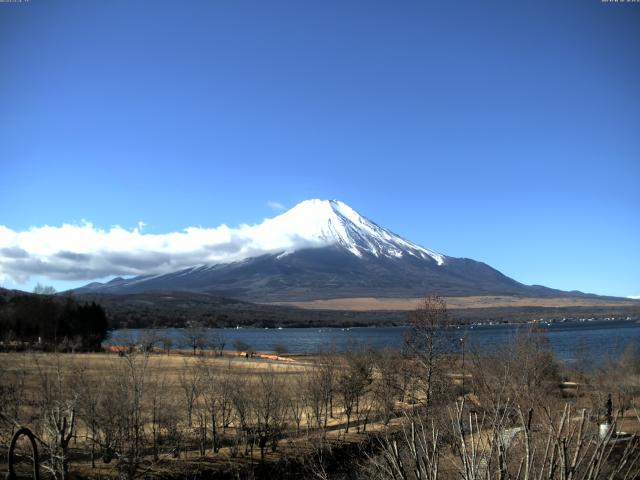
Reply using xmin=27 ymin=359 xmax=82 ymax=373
xmin=0 ymin=289 xmax=108 ymax=351
xmin=3 ymin=287 xmax=638 ymax=334
xmin=68 ymin=291 xmax=640 ymax=329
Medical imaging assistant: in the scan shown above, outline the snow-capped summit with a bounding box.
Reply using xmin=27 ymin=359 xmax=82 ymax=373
xmin=257 ymin=199 xmax=445 ymax=264
xmin=74 ymin=199 xmax=559 ymax=301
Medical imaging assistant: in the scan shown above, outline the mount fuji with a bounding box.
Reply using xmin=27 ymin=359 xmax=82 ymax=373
xmin=73 ymin=200 xmax=585 ymax=301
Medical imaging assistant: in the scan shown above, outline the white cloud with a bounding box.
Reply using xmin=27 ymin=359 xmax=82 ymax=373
xmin=267 ymin=201 xmax=286 ymax=211
xmin=628 ymin=295 xmax=640 ymax=300
xmin=0 ymin=212 xmax=327 ymax=284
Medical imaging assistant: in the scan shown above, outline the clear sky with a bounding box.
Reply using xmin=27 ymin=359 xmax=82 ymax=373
xmin=0 ymin=0 xmax=638 ymax=297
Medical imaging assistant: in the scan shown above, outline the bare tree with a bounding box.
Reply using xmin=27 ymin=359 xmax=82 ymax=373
xmin=470 ymin=325 xmax=560 ymax=416
xmin=614 ymin=342 xmax=639 ymax=417
xmin=306 ymin=355 xmax=337 ymax=433
xmin=138 ymin=329 xmax=160 ymax=353
xmin=99 ymin=349 xmax=151 ymax=479
xmin=218 ymin=363 xmax=235 ymax=433
xmin=147 ymin=370 xmax=170 ymax=461
xmin=159 ymin=335 xmax=173 ymax=355
xmin=183 ymin=321 xmax=208 ymax=355
xmin=337 ymin=347 xmax=373 ymax=433
xmin=510 ymin=326 xmax=560 ymax=409
xmin=229 ymin=375 xmax=252 ymax=456
xmin=208 ymin=330 xmax=226 ymax=356
xmin=157 ymin=395 xmax=183 ymax=460
xmin=179 ymin=359 xmax=203 ymax=431
xmin=34 ymin=354 xmax=77 ymax=480
xmin=200 ymin=360 xmax=221 ymax=453
xmin=351 ymin=350 xmax=378 ymax=435
xmin=234 ymin=339 xmax=252 ymax=356
xmin=0 ymin=356 xmax=27 ymax=449
xmin=254 ymin=369 xmax=288 ymax=461
xmin=193 ymin=375 xmax=209 ymax=457
xmin=405 ymin=296 xmax=453 ymax=413
xmin=374 ymin=399 xmax=640 ymax=480
xmin=288 ymin=371 xmax=307 ymax=436
xmin=76 ymin=361 xmax=104 ymax=468
xmin=373 ymin=349 xmax=403 ymax=426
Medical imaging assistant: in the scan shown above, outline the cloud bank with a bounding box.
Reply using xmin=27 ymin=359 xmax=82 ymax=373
xmin=0 ymin=217 xmax=325 ymax=284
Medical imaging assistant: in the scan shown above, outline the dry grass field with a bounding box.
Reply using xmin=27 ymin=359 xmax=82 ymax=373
xmin=272 ymin=295 xmax=640 ymax=311
xmin=1 ymin=326 xmax=639 ymax=479
xmin=0 ymin=349 xmax=413 ymax=479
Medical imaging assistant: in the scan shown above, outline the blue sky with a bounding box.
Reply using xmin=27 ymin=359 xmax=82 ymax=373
xmin=0 ymin=0 xmax=638 ymax=297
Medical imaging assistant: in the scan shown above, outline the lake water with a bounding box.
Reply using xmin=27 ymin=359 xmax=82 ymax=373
xmin=106 ymin=319 xmax=640 ymax=366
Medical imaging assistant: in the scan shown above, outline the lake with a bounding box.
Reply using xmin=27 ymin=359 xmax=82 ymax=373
xmin=106 ymin=319 xmax=640 ymax=366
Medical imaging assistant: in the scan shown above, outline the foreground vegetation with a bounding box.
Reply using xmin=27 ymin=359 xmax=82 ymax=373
xmin=1 ymin=297 xmax=639 ymax=479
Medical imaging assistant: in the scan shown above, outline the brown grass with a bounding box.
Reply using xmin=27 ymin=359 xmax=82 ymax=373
xmin=3 ymin=349 xmax=638 ymax=479
xmin=269 ymin=295 xmax=639 ymax=311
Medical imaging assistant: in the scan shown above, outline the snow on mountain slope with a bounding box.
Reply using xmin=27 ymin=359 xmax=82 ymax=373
xmin=254 ymin=199 xmax=445 ymax=264
xmin=72 ymin=199 xmax=600 ymax=301
xmin=70 ymin=200 xmax=614 ymax=301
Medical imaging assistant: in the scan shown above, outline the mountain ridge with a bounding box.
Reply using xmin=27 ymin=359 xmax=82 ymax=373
xmin=71 ymin=200 xmax=609 ymax=301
